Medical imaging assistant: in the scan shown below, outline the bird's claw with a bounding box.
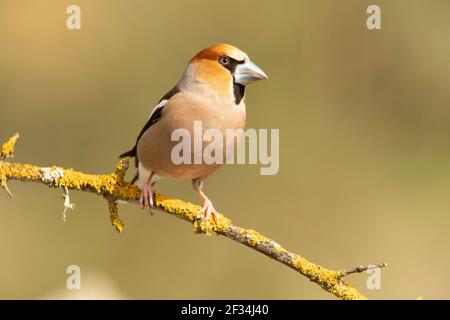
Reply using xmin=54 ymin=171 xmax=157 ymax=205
xmin=196 ymin=199 xmax=220 ymax=221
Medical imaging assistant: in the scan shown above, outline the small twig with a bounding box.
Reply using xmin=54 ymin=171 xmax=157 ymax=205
xmin=339 ymin=263 xmax=387 ymax=277
xmin=61 ymin=185 xmax=76 ymax=222
xmin=0 ymin=132 xmax=19 ymax=159
xmin=0 ymin=176 xmax=14 ymax=198
xmin=108 ymin=198 xmax=125 ymax=233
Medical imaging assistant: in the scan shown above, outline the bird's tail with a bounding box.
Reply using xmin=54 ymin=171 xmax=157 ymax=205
xmin=119 ymin=146 xmax=137 ymax=159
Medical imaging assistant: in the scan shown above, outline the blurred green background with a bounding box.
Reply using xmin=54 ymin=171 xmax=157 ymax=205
xmin=1 ymin=0 xmax=450 ymax=299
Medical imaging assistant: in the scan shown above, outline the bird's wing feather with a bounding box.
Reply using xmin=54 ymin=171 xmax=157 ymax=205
xmin=119 ymin=86 xmax=180 ymax=165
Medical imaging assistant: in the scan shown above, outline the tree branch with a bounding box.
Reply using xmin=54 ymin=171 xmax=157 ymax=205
xmin=0 ymin=133 xmax=386 ymax=300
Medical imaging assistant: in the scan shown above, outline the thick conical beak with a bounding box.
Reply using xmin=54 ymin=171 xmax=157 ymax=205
xmin=233 ymin=59 xmax=268 ymax=86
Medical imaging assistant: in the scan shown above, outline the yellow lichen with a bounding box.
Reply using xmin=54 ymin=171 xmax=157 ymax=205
xmin=153 ymin=193 xmax=232 ymax=235
xmin=240 ymin=228 xmax=273 ymax=246
xmin=291 ymin=256 xmax=366 ymax=300
xmin=0 ymin=133 xmax=19 ymax=159
xmin=112 ymin=217 xmax=125 ymax=233
xmin=114 ymin=158 xmax=129 ymax=180
xmin=108 ymin=199 xmax=124 ymax=233
xmin=193 ymin=219 xmax=214 ymax=235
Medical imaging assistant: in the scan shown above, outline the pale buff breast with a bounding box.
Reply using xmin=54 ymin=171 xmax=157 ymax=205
xmin=137 ymin=91 xmax=246 ymax=180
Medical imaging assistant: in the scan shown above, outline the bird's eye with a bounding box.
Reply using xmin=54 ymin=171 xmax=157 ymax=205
xmin=218 ymin=56 xmax=230 ymax=66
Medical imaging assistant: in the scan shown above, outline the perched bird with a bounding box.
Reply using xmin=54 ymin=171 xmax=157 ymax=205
xmin=120 ymin=43 xmax=267 ymax=220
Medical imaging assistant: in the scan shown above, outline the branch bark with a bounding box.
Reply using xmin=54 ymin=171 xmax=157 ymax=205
xmin=0 ymin=133 xmax=386 ymax=300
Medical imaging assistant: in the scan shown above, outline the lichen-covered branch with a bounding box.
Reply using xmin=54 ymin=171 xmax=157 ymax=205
xmin=0 ymin=133 xmax=386 ymax=300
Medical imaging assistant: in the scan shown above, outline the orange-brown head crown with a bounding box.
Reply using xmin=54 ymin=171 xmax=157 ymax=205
xmin=191 ymin=43 xmax=248 ymax=63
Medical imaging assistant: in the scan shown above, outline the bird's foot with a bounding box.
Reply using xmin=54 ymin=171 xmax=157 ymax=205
xmin=140 ymin=181 xmax=154 ymax=215
xmin=196 ymin=198 xmax=220 ymax=221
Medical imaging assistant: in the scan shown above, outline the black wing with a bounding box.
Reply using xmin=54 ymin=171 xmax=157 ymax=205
xmin=119 ymin=86 xmax=180 ymax=166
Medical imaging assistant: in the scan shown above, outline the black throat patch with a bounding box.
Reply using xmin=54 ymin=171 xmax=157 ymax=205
xmin=233 ymin=82 xmax=245 ymax=105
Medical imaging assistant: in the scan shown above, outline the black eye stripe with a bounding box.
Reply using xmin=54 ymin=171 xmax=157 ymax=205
xmin=218 ymin=56 xmax=246 ymax=105
xmin=219 ymin=56 xmax=245 ymax=74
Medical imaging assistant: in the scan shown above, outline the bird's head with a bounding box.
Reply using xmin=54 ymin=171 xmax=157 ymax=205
xmin=184 ymin=43 xmax=268 ymax=103
xmin=191 ymin=43 xmax=268 ymax=86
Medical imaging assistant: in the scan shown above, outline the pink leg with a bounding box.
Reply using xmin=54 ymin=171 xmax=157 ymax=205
xmin=192 ymin=179 xmax=220 ymax=221
xmin=140 ymin=172 xmax=155 ymax=214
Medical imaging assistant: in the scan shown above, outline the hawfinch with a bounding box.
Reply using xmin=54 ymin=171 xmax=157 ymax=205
xmin=120 ymin=43 xmax=268 ymax=219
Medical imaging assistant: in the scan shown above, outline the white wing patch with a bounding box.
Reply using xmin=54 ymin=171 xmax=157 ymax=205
xmin=148 ymin=99 xmax=168 ymax=120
